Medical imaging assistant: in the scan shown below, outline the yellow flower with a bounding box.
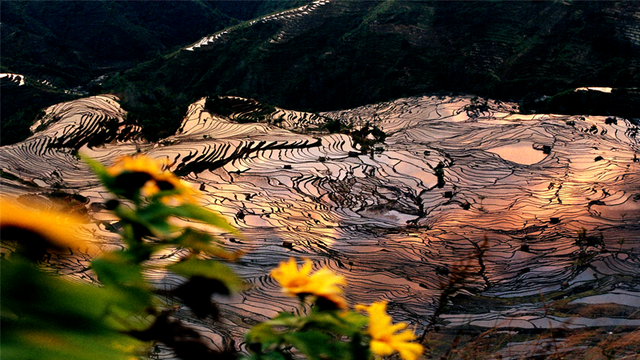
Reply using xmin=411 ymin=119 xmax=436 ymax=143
xmin=107 ymin=155 xmax=198 ymax=204
xmin=0 ymin=198 xmax=99 ymax=259
xmin=107 ymin=155 xmax=165 ymax=178
xmin=140 ymin=172 xmax=198 ymax=205
xmin=356 ymin=301 xmax=423 ymax=360
xmin=270 ymin=258 xmax=347 ymax=309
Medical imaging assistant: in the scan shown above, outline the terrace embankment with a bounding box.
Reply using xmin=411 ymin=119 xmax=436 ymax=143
xmin=1 ymin=94 xmax=639 ymax=358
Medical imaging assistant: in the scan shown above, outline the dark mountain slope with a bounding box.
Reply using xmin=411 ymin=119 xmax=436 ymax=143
xmin=1 ymin=1 xmax=312 ymax=86
xmin=0 ymin=77 xmax=76 ymax=145
xmin=105 ymin=0 xmax=639 ymax=138
xmin=3 ymin=1 xmax=638 ymax=144
xmin=0 ymin=0 xmax=309 ymax=145
xmin=2 ymin=1 xmax=235 ymax=86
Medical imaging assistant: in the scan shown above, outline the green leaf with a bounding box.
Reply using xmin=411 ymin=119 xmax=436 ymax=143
xmin=133 ymin=202 xmax=238 ymax=242
xmin=171 ymin=228 xmax=222 ymax=254
xmin=173 ymin=204 xmax=238 ymax=233
xmin=1 ymin=326 xmax=145 ymax=360
xmin=1 ymin=259 xmax=148 ymax=359
xmin=91 ymin=252 xmax=147 ymax=288
xmin=136 ymin=202 xmax=181 ymax=235
xmin=137 ymin=201 xmax=172 ymax=220
xmin=90 ymin=252 xmax=154 ymax=313
xmin=306 ymin=311 xmax=369 ymax=335
xmin=283 ymin=331 xmax=348 ymax=360
xmin=264 ymin=312 xmax=306 ymax=328
xmin=172 ymin=227 xmax=214 ymax=246
xmin=174 ymin=230 xmax=242 ymax=260
xmin=245 ymin=323 xmax=284 ymax=349
xmin=119 ymin=223 xmax=160 ymax=262
xmin=2 ymin=259 xmax=108 ymax=328
xmin=82 ymin=155 xmax=112 ymax=183
xmin=115 ymin=204 xmax=179 ymax=244
xmin=167 ymin=258 xmax=246 ymax=292
xmin=242 ymin=349 xmax=292 ymax=360
xmin=244 ymin=311 xmax=370 ymax=360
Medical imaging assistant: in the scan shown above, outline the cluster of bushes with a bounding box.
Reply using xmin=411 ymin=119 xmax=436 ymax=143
xmin=521 ymin=87 xmax=640 ymax=123
xmin=204 ymin=96 xmax=276 ymax=124
xmin=117 ymin=86 xmax=194 ymax=142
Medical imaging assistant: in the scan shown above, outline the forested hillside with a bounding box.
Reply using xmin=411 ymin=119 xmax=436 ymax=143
xmin=1 ymin=0 xmax=310 ymax=86
xmin=2 ymin=0 xmax=639 ymax=145
xmin=1 ymin=0 xmax=309 ymax=144
xmin=104 ymin=1 xmax=639 ymax=138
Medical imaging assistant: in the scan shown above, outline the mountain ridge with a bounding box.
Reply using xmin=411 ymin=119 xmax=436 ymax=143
xmin=2 ymin=0 xmax=639 ymax=146
xmin=107 ymin=1 xmax=639 ymax=120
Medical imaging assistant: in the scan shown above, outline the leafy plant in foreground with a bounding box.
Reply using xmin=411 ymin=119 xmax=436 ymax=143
xmin=0 ymin=200 xmax=139 ymax=360
xmin=246 ymin=258 xmax=423 ymax=360
xmin=85 ymin=154 xmax=244 ymax=358
xmin=2 ymin=154 xmax=242 ymax=359
xmin=1 ymin=154 xmax=424 ymax=360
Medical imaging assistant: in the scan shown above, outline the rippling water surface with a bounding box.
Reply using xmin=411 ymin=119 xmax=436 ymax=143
xmin=1 ymin=94 xmax=639 ymax=355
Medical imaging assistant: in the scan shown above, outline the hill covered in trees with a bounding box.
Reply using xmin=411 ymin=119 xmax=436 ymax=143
xmin=0 ymin=0 xmax=309 ymax=144
xmin=104 ymin=0 xmax=640 ymax=138
xmin=2 ymin=0 xmax=639 ymax=144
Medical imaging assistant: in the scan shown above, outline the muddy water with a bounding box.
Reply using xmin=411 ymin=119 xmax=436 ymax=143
xmin=1 ymin=95 xmax=639 ymax=353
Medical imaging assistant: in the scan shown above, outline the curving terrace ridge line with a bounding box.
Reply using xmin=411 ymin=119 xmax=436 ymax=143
xmin=1 ymin=94 xmax=639 ymax=356
xmin=184 ymin=0 xmax=335 ymax=51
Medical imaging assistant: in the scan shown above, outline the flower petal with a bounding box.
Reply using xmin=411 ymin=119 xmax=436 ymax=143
xmin=0 ymin=199 xmax=99 ymax=256
xmin=396 ymin=342 xmax=424 ymax=360
xmin=371 ymin=340 xmax=395 ymax=356
xmin=270 ymin=258 xmax=347 ymax=308
xmin=360 ymin=300 xmax=424 ymax=360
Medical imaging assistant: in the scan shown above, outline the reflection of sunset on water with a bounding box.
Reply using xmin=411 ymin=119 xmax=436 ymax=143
xmin=1 ymin=94 xmax=638 ymax=347
xmin=488 ymin=141 xmax=547 ymax=165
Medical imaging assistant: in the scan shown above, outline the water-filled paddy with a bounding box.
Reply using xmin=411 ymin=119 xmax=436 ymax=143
xmin=1 ymin=94 xmax=638 ymax=357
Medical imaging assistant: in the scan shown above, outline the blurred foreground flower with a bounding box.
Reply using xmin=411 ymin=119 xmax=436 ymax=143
xmin=2 ymin=155 xmax=243 ymax=360
xmin=248 ymin=259 xmax=424 ymax=360
xmin=105 ymin=155 xmax=198 ymax=204
xmin=0 ymin=198 xmax=98 ymax=260
xmin=1 ymin=197 xmax=143 ymax=359
xmin=270 ymin=257 xmax=347 ymax=309
xmin=356 ymin=301 xmax=423 ymax=360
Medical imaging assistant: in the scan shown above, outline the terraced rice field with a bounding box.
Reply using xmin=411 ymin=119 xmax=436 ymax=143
xmin=1 ymin=94 xmax=639 ymax=358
